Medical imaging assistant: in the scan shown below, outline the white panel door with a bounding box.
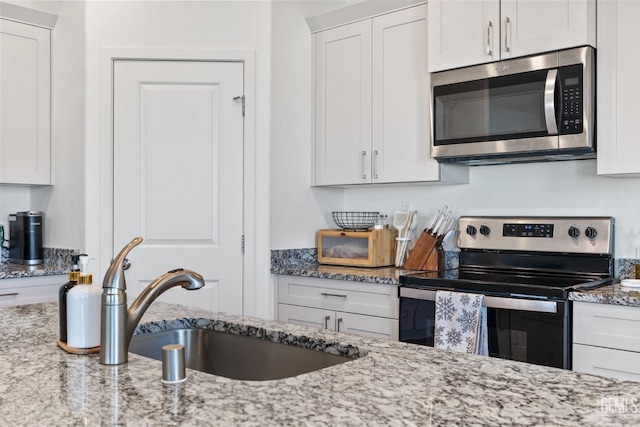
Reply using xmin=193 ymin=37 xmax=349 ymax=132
xmin=501 ymin=0 xmax=594 ymax=60
xmin=428 ymin=0 xmax=500 ymax=72
xmin=113 ymin=60 xmax=244 ymax=314
xmin=315 ymin=20 xmax=372 ymax=185
xmin=0 ymin=19 xmax=51 ymax=185
xmin=372 ymin=4 xmax=439 ymax=183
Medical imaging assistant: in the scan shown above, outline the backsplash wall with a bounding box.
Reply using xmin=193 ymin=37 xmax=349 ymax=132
xmin=344 ymin=159 xmax=640 ymax=259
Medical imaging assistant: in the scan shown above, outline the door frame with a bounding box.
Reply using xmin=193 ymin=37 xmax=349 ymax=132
xmin=95 ymin=48 xmax=255 ymax=315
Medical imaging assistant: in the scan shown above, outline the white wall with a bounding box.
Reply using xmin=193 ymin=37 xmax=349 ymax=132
xmin=344 ymin=160 xmax=640 ymax=259
xmin=270 ymin=1 xmax=348 ymax=250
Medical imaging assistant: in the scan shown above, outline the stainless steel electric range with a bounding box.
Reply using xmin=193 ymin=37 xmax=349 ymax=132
xmin=399 ymin=216 xmax=615 ymax=369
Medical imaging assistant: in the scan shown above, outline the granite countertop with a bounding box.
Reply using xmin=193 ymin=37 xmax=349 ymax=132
xmin=0 ymin=248 xmax=77 ymax=279
xmin=570 ymin=283 xmax=640 ymax=307
xmin=2 ymin=302 xmax=640 ymax=425
xmin=0 ymin=263 xmax=68 ymax=279
xmin=270 ymin=248 xmax=459 ymax=285
xmin=271 ymin=262 xmax=406 ymax=285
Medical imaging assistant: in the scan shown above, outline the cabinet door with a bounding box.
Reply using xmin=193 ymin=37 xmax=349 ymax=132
xmin=336 ymin=311 xmax=398 ymax=340
xmin=279 ymin=304 xmax=336 ymax=331
xmin=315 ymin=20 xmax=372 ymax=185
xmin=573 ymin=343 xmax=640 ymax=382
xmin=0 ymin=19 xmax=51 ymax=185
xmin=501 ymin=0 xmax=595 ymax=61
xmin=596 ymin=0 xmax=640 ymax=176
xmin=371 ymin=5 xmax=439 ymax=183
xmin=428 ymin=0 xmax=500 ymax=72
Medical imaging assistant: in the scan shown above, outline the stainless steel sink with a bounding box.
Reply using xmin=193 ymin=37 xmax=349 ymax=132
xmin=129 ymin=328 xmax=354 ymax=380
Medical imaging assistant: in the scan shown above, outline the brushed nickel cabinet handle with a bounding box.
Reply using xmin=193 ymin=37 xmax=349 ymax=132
xmin=321 ymin=293 xmax=347 ymax=298
xmin=504 ymin=17 xmax=511 ymax=53
xmin=361 ymin=151 xmax=367 ymax=179
xmin=373 ymin=150 xmax=379 ymax=179
xmin=0 ymin=292 xmax=19 ymax=297
xmin=486 ymin=21 xmax=493 ymax=56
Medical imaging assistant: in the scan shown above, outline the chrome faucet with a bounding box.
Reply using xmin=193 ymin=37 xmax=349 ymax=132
xmin=100 ymin=236 xmax=205 ymax=365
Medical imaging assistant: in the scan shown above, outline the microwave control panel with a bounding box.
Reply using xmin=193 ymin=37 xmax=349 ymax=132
xmin=559 ymin=64 xmax=583 ymax=134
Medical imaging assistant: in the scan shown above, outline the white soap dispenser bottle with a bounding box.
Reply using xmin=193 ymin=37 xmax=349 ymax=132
xmin=67 ymin=255 xmax=101 ymax=349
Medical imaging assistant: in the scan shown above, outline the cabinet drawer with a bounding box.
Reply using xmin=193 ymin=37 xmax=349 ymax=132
xmin=277 ymin=276 xmax=398 ymax=319
xmin=0 ymin=275 xmax=64 ymax=307
xmin=573 ymin=343 xmax=640 ymax=382
xmin=279 ymin=304 xmax=335 ymax=331
xmin=337 ymin=311 xmax=398 ymax=340
xmin=573 ymin=301 xmax=640 ymax=352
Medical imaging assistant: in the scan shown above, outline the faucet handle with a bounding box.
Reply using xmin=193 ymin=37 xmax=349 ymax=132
xmin=103 ymin=236 xmax=143 ymax=290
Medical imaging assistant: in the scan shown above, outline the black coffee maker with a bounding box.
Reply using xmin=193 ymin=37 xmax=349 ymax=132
xmin=9 ymin=211 xmax=44 ymax=265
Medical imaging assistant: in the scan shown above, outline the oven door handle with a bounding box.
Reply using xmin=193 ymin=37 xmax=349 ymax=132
xmin=544 ymin=69 xmax=559 ymax=135
xmin=400 ymin=287 xmax=558 ymax=314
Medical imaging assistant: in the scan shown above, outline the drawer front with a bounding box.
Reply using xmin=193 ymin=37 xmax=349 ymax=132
xmin=573 ymin=301 xmax=640 ymax=352
xmin=0 ymin=275 xmax=64 ymax=307
xmin=277 ymin=276 xmax=398 ymax=319
xmin=573 ymin=343 xmax=640 ymax=382
xmin=278 ymin=304 xmax=335 ymax=331
xmin=336 ymin=311 xmax=398 ymax=340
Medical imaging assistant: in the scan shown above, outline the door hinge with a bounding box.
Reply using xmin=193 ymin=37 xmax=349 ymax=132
xmin=233 ymin=95 xmax=245 ymax=117
xmin=241 ymin=235 xmax=245 ymax=254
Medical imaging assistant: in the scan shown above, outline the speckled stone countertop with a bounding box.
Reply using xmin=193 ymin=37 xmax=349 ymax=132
xmin=270 ymin=248 xmax=459 ymax=285
xmin=0 ymin=248 xmax=76 ymax=279
xmin=570 ymin=283 xmax=640 ymax=307
xmin=0 ymin=263 xmax=68 ymax=279
xmin=2 ymin=302 xmax=640 ymax=425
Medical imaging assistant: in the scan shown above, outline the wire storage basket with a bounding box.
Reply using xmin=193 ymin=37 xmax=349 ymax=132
xmin=332 ymin=211 xmax=380 ymax=230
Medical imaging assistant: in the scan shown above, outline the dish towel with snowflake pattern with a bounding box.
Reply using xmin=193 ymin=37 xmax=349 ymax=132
xmin=434 ymin=290 xmax=488 ymax=355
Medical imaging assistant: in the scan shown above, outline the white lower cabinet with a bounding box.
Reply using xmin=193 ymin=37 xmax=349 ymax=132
xmin=573 ymin=301 xmax=640 ymax=381
xmin=277 ymin=276 xmax=399 ymax=340
xmin=0 ymin=275 xmax=65 ymax=307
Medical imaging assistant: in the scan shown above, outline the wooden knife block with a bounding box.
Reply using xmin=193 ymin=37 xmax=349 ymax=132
xmin=403 ymin=230 xmax=440 ymax=271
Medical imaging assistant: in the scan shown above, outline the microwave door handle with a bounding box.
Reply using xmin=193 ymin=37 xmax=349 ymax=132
xmin=544 ymin=69 xmax=559 ymax=135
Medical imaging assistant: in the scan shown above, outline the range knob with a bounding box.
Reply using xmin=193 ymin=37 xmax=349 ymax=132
xmin=585 ymin=227 xmax=598 ymax=239
xmin=466 ymin=225 xmax=477 ymax=236
xmin=479 ymin=225 xmax=491 ymax=236
xmin=568 ymin=226 xmax=580 ymax=238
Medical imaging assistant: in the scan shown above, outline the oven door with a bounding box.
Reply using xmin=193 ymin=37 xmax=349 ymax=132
xmin=399 ymin=287 xmax=570 ymax=369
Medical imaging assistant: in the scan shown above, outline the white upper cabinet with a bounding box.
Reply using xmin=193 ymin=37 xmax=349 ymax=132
xmin=314 ymin=20 xmax=372 ymax=186
xmin=428 ymin=0 xmax=596 ymax=72
xmin=0 ymin=4 xmax=57 ymax=185
xmin=428 ymin=0 xmax=500 ymax=72
xmin=312 ymin=3 xmax=468 ymax=186
xmin=596 ymin=0 xmax=640 ymax=177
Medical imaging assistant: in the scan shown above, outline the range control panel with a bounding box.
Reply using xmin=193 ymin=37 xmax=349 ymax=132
xmin=458 ymin=216 xmax=614 ymax=255
xmin=503 ymin=223 xmax=554 ymax=238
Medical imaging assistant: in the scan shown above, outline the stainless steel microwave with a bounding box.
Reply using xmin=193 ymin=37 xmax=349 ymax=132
xmin=430 ymin=46 xmax=595 ymax=165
